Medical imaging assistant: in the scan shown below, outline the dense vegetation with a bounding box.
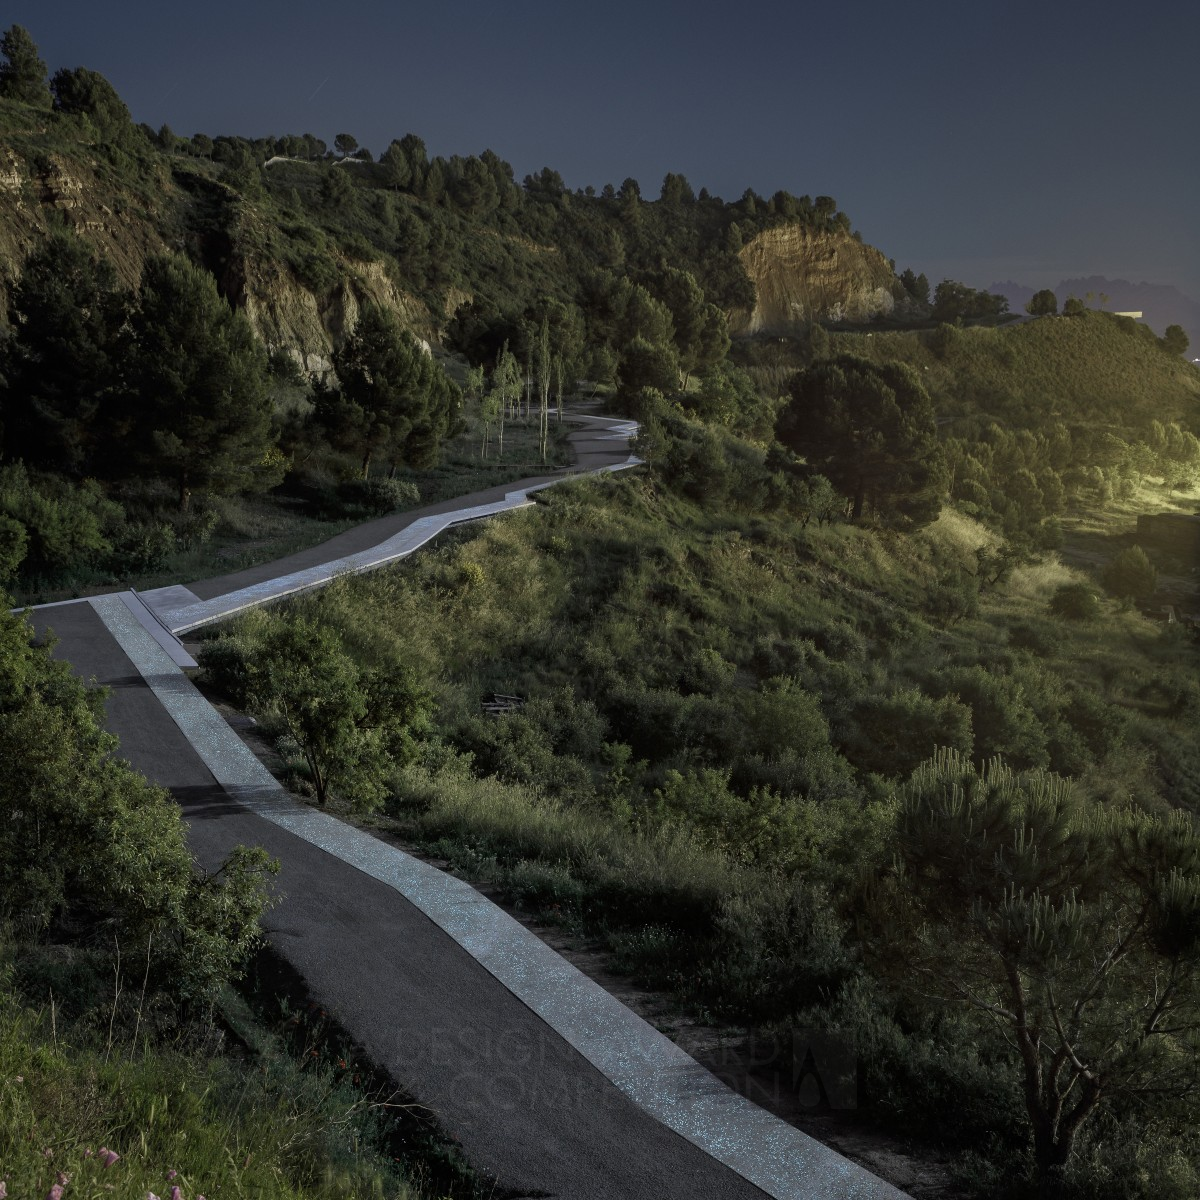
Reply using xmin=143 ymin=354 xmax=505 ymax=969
xmin=3 ymin=22 xmax=1200 ymax=1200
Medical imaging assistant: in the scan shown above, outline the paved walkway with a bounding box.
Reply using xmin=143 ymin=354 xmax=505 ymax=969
xmin=27 ymin=410 xmax=909 ymax=1199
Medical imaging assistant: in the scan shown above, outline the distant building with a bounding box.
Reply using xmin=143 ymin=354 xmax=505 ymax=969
xmin=1136 ymin=513 xmax=1200 ymax=559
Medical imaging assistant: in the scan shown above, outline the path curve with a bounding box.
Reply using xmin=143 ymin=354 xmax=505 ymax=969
xmin=27 ymin=409 xmax=909 ymax=1199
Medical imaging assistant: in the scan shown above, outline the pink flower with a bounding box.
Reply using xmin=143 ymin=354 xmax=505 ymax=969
xmin=166 ymin=1172 xmax=177 ymax=1181
xmin=46 ymin=1186 xmax=63 ymax=1200
xmin=0 ymin=1180 xmax=7 ymax=1199
xmin=98 ymin=1149 xmax=120 ymax=1168
xmin=84 ymin=1149 xmax=94 ymax=1158
xmin=170 ymin=1188 xmax=183 ymax=1200
xmin=147 ymin=1192 xmax=161 ymax=1200
xmin=56 ymin=1172 xmax=70 ymax=1186
xmin=43 ymin=1149 xmax=54 ymax=1159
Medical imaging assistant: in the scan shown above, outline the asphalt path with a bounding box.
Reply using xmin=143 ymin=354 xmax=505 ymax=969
xmin=186 ymin=409 xmax=635 ymax=602
xmin=26 ymin=409 xmax=907 ymax=1199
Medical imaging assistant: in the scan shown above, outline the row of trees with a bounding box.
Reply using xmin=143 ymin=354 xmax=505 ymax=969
xmin=0 ymin=231 xmax=461 ymax=583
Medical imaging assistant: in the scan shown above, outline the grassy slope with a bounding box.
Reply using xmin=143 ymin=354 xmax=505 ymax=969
xmin=834 ymin=311 xmax=1200 ymax=427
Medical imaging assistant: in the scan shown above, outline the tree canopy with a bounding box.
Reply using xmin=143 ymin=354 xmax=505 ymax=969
xmin=121 ymin=253 xmax=276 ymax=510
xmin=321 ymin=302 xmax=461 ymax=477
xmin=777 ymin=353 xmax=945 ymax=525
xmin=869 ymin=749 xmax=1200 ymax=1181
xmin=0 ymin=233 xmax=128 ymax=475
xmin=50 ymin=66 xmax=134 ymax=141
xmin=1026 ymin=288 xmax=1058 ymax=316
xmin=0 ymin=24 xmax=50 ymax=106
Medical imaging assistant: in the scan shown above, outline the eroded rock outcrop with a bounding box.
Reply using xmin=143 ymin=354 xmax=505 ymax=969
xmin=0 ymin=150 xmax=434 ymax=371
xmin=731 ymin=226 xmax=906 ymax=334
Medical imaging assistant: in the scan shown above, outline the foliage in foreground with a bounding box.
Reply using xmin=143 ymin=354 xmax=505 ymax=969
xmin=201 ymin=464 xmax=1200 ymax=1196
xmin=0 ymin=971 xmax=437 ymax=1200
xmin=0 ymin=600 xmax=277 ymax=1001
xmin=870 ymin=749 xmax=1200 ymax=1181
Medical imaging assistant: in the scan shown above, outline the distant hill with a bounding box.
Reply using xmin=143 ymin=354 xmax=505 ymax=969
xmin=989 ymin=276 xmax=1199 ymax=349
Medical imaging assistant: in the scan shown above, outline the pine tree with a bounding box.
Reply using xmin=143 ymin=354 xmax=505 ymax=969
xmin=0 ymin=25 xmax=51 ymax=107
xmin=868 ymin=749 xmax=1200 ymax=1181
xmin=123 ymin=254 xmax=276 ymax=510
xmin=323 ymin=303 xmax=460 ymax=477
xmin=0 ymin=232 xmax=128 ymax=475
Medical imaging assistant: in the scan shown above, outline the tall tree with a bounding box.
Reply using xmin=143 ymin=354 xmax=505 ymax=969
xmin=1161 ymin=324 xmax=1190 ymax=357
xmin=323 ymin=302 xmax=461 ymax=477
xmin=50 ymin=67 xmax=134 ymax=142
xmin=0 ymin=233 xmax=128 ymax=475
xmin=333 ymin=132 xmax=358 ymax=158
xmin=490 ymin=342 xmax=522 ymax=458
xmin=380 ymin=139 xmax=411 ymax=190
xmin=777 ymin=354 xmax=945 ymax=525
xmin=869 ymin=749 xmax=1200 ymax=1183
xmin=535 ymin=317 xmax=551 ymax=461
xmin=123 ymin=254 xmax=276 ymax=510
xmin=0 ymin=24 xmax=51 ymax=106
xmin=1026 ymin=288 xmax=1059 ymax=316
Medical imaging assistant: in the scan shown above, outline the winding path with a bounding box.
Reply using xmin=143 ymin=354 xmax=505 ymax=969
xmin=27 ymin=409 xmax=908 ymax=1200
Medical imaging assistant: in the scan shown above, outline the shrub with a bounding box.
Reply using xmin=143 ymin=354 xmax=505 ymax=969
xmin=1049 ymin=582 xmax=1102 ymax=621
xmin=333 ymin=477 xmax=420 ymax=517
xmin=1103 ymin=544 xmax=1157 ymax=601
xmin=847 ymin=688 xmax=974 ymax=778
xmin=0 ymin=603 xmax=277 ymax=1003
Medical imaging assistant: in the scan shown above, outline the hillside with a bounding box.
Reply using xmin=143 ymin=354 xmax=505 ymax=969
xmin=991 ymin=276 xmax=1200 ymax=346
xmin=0 ymin=88 xmax=906 ymax=371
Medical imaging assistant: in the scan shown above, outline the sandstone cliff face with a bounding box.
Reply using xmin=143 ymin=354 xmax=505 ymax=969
xmin=237 ymin=253 xmax=432 ymax=374
xmin=0 ymin=148 xmax=433 ymax=371
xmin=0 ymin=148 xmax=172 ymax=310
xmin=731 ymin=226 xmax=902 ymax=334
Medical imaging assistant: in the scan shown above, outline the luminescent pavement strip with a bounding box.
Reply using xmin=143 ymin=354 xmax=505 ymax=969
xmin=89 ymin=592 xmax=909 ymax=1200
xmin=119 ymin=591 xmax=197 ymax=668
xmin=160 ymin=455 xmax=642 ymax=635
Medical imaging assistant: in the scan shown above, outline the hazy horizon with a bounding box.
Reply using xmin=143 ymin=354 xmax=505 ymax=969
xmin=6 ymin=0 xmax=1197 ymax=301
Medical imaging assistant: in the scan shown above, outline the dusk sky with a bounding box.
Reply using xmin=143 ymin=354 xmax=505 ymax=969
xmin=11 ymin=0 xmax=1199 ymax=301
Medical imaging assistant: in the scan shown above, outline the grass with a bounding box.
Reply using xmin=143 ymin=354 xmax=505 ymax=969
xmin=11 ymin=410 xmax=576 ymax=607
xmin=0 ymin=974 xmax=471 ymax=1200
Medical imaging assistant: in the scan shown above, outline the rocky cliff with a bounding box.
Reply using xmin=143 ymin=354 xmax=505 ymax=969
xmin=730 ymin=226 xmax=907 ymax=334
xmin=0 ymin=142 xmax=434 ymax=371
xmin=0 ymin=145 xmax=173 ymax=305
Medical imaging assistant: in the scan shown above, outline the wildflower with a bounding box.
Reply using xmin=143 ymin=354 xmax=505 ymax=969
xmin=0 ymin=1180 xmax=7 ymax=1199
xmin=45 ymin=1186 xmax=63 ymax=1200
xmin=166 ymin=1171 xmax=177 ymax=1181
xmin=170 ymin=1187 xmax=183 ymax=1200
xmin=56 ymin=1172 xmax=70 ymax=1186
xmin=98 ymin=1148 xmax=120 ymax=1168
xmin=338 ymin=1058 xmax=346 ymax=1069
xmin=147 ymin=1192 xmax=160 ymax=1200
xmin=84 ymin=1150 xmax=94 ymax=1158
xmin=13 ymin=1075 xmax=22 ymax=1082
xmin=43 ymin=1149 xmax=54 ymax=1159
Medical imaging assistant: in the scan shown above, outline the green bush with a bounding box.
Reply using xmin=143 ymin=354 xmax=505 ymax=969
xmin=847 ymin=688 xmax=974 ymax=778
xmin=1049 ymin=582 xmax=1102 ymax=621
xmin=333 ymin=476 xmax=420 ymax=517
xmin=1103 ymin=544 xmax=1157 ymax=601
xmin=0 ymin=603 xmax=277 ymax=1004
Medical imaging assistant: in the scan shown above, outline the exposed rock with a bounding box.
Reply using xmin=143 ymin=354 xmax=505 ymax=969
xmin=0 ymin=151 xmax=172 ymax=317
xmin=731 ymin=226 xmax=902 ymax=334
xmin=240 ymin=253 xmax=431 ymax=375
xmin=0 ymin=148 xmax=433 ymax=371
